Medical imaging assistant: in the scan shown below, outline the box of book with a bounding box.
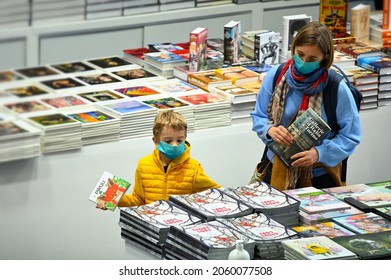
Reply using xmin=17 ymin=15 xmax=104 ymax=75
xmin=89 ymin=171 xmax=131 ymax=211
xmin=189 ymin=27 xmax=208 ymax=72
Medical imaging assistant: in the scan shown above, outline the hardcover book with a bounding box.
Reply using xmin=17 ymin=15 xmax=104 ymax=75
xmin=187 ymin=70 xmax=232 ymax=92
xmin=40 ymin=95 xmax=87 ymax=109
xmin=323 ymin=183 xmax=379 ymax=200
xmin=89 ymin=171 xmax=131 ymax=211
xmin=223 ymin=20 xmax=241 ymax=64
xmin=3 ymin=100 xmax=50 ymax=114
xmin=86 ymin=56 xmax=133 ymax=70
xmin=15 ymin=66 xmax=59 ymax=78
xmin=336 ymin=42 xmax=381 ymax=60
xmin=40 ymin=77 xmax=85 ymax=90
xmin=77 ymin=90 xmax=125 ymax=103
xmin=189 ymin=27 xmax=208 ymax=72
xmin=357 ymin=54 xmax=391 ymax=75
xmin=291 ymin=221 xmax=356 ymax=239
xmin=122 ymin=47 xmax=154 ymax=66
xmin=144 ymin=51 xmax=188 ymax=70
xmin=284 ymin=186 xmax=352 ymax=214
xmin=254 ymin=31 xmax=279 ymax=65
xmin=114 ymin=85 xmax=162 ymax=98
xmin=319 ymin=0 xmax=348 ymax=38
xmin=344 ymin=192 xmax=391 ymax=210
xmin=281 ymin=235 xmax=357 ymax=260
xmin=211 ymin=84 xmax=257 ymax=104
xmin=4 ymin=84 xmax=50 ymax=98
xmin=299 ymin=207 xmax=364 ymax=225
xmin=350 ymin=3 xmax=370 ymax=43
xmin=281 ymin=14 xmax=312 ymax=56
xmin=268 ymin=108 xmax=331 ymax=169
xmin=51 ymin=61 xmax=95 ymax=73
xmin=214 ymin=66 xmax=260 ymax=85
xmin=333 ymin=231 xmax=391 ymax=260
xmin=332 ymin=212 xmax=391 ymax=234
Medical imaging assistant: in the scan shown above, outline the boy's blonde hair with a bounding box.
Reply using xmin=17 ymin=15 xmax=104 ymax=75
xmin=153 ymin=110 xmax=187 ymax=139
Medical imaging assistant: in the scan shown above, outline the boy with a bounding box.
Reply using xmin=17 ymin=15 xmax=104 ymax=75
xmin=97 ymin=110 xmax=220 ymax=209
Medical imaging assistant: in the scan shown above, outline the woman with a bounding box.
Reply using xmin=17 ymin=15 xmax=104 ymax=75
xmin=250 ymin=22 xmax=361 ymax=190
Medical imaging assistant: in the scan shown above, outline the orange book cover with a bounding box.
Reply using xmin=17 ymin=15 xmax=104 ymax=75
xmin=319 ymin=0 xmax=348 ymax=38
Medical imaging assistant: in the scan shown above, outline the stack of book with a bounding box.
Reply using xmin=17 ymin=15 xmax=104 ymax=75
xmin=99 ymin=99 xmax=158 ymax=140
xmin=62 ymin=106 xmax=120 ymax=146
xmin=169 ymin=188 xmax=253 ymax=221
xmin=144 ymin=78 xmax=202 ymax=97
xmin=283 ymin=187 xmax=355 ymax=225
xmin=331 ymin=212 xmax=391 ymax=235
xmin=176 ymin=92 xmax=231 ymax=130
xmin=119 ymin=200 xmax=201 ymax=259
xmin=357 ymin=53 xmax=391 ymax=107
xmin=281 ymin=236 xmax=358 ymax=260
xmin=333 ymin=231 xmax=391 ymax=259
xmin=144 ymin=51 xmax=188 ymax=78
xmin=0 ymin=0 xmax=29 ymax=28
xmin=122 ymin=47 xmax=154 ymax=67
xmin=187 ymin=70 xmax=232 ymax=92
xmin=219 ymin=213 xmax=299 ymax=260
xmin=159 ymin=0 xmax=195 ymax=11
xmin=0 ymin=115 xmax=41 ymax=162
xmin=223 ymin=181 xmax=300 ymax=226
xmin=164 ymin=220 xmax=256 ymax=260
xmin=298 ymin=207 xmax=364 ymax=225
xmin=210 ymin=83 xmax=258 ymax=125
xmin=254 ymin=30 xmax=280 ymax=65
xmin=122 ymin=0 xmax=159 ymax=16
xmin=24 ymin=112 xmax=82 ymax=153
xmin=85 ymin=0 xmax=122 ymax=20
xmin=31 ymin=0 xmax=85 ymax=26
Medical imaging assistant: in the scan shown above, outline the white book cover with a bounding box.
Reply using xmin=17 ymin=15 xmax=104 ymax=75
xmin=281 ymin=14 xmax=312 ymax=56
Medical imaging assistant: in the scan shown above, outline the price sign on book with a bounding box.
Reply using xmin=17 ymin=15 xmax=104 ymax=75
xmin=89 ymin=171 xmax=131 ymax=211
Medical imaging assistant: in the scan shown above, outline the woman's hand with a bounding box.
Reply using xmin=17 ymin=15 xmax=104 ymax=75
xmin=291 ymin=147 xmax=319 ymax=167
xmin=268 ymin=125 xmax=293 ymax=146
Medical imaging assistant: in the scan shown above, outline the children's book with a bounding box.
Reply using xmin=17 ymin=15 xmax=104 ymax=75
xmin=89 ymin=171 xmax=131 ymax=211
xmin=332 ymin=212 xmax=391 ymax=234
xmin=291 ymin=221 xmax=356 ymax=239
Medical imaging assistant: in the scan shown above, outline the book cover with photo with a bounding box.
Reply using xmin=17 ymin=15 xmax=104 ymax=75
xmin=0 ymin=71 xmax=24 ymax=83
xmin=281 ymin=14 xmax=312 ymax=56
xmin=86 ymin=56 xmax=133 ymax=69
xmin=77 ymin=90 xmax=125 ymax=103
xmin=142 ymin=96 xmax=191 ymax=110
xmin=68 ymin=110 xmax=115 ymax=124
xmin=211 ymin=84 xmax=256 ymax=104
xmin=177 ymin=92 xmax=227 ymax=106
xmin=114 ymin=68 xmax=156 ymax=81
xmin=291 ymin=221 xmax=356 ymax=239
xmin=76 ymin=73 xmax=121 ymax=85
xmin=89 ymin=171 xmax=131 ymax=211
xmin=147 ymin=79 xmax=199 ymax=94
xmin=344 ymin=192 xmax=391 ymax=210
xmin=102 ymin=99 xmax=155 ymax=115
xmin=0 ymin=119 xmax=40 ymax=140
xmin=223 ymin=20 xmax=241 ymax=64
xmin=319 ymin=0 xmax=348 ymax=38
xmin=28 ymin=113 xmax=79 ymax=128
xmin=41 ymin=95 xmax=87 ymax=108
xmin=51 ymin=61 xmax=95 ymax=74
xmin=323 ymin=183 xmax=379 ymax=200
xmin=268 ymin=108 xmax=331 ymax=169
xmin=40 ymin=77 xmax=85 ymax=90
xmin=123 ymin=47 xmax=154 ymax=66
xmin=189 ymin=27 xmax=208 ymax=72
xmin=4 ymin=84 xmax=50 ymax=98
xmin=3 ymin=100 xmax=50 ymax=114
xmin=15 ymin=66 xmax=59 ymax=78
xmin=144 ymin=51 xmax=188 ymax=70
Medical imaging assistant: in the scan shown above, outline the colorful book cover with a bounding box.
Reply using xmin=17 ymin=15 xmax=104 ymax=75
xmin=103 ymin=100 xmax=155 ymax=115
xmin=5 ymin=84 xmax=49 ymax=98
xmin=89 ymin=171 xmax=130 ymax=211
xmin=291 ymin=221 xmax=356 ymax=238
xmin=223 ymin=20 xmax=241 ymax=64
xmin=148 ymin=42 xmax=184 ymax=52
xmin=41 ymin=95 xmax=87 ymax=108
xmin=68 ymin=110 xmax=114 ymax=123
xmin=112 ymin=68 xmax=156 ymax=80
xmin=332 ymin=212 xmax=391 ymax=234
xmin=144 ymin=51 xmax=188 ymax=69
xmin=177 ymin=92 xmax=226 ymax=106
xmin=114 ymin=86 xmax=161 ymax=97
xmin=299 ymin=207 xmax=364 ymax=224
xmin=345 ymin=192 xmax=391 ymax=209
xmin=323 ymin=183 xmax=378 ymax=200
xmin=189 ymin=27 xmax=208 ymax=72
xmin=148 ymin=80 xmax=199 ymax=93
xmin=3 ymin=100 xmax=50 ymax=113
xmin=281 ymin=235 xmax=357 ymax=260
xmin=284 ymin=186 xmax=351 ymax=214
xmin=0 ymin=121 xmax=28 ymax=137
xmin=319 ymin=0 xmax=348 ymax=38
xmin=77 ymin=90 xmax=125 ymax=102
xmin=51 ymin=61 xmax=95 ymax=73
xmin=142 ymin=97 xmax=190 ymax=110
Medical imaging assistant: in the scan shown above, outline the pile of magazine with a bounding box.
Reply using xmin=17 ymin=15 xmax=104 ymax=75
xmin=219 ymin=213 xmax=299 ymax=260
xmin=164 ymin=220 xmax=256 ymax=260
xmin=169 ymin=188 xmax=253 ymax=221
xmin=224 ymin=181 xmax=300 ymax=226
xmin=119 ymin=200 xmax=201 ymax=259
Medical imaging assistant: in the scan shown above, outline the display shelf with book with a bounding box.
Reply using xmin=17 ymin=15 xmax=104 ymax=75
xmin=88 ymin=170 xmax=131 ymax=211
xmin=268 ymin=108 xmax=331 ymax=169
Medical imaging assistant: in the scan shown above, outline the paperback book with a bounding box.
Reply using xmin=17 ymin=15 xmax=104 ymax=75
xmin=223 ymin=19 xmax=241 ymax=64
xmin=89 ymin=171 xmax=131 ymax=211
xmin=332 ymin=212 xmax=391 ymax=234
xmin=189 ymin=27 xmax=208 ymax=72
xmin=210 ymin=84 xmax=257 ymax=104
xmin=291 ymin=221 xmax=356 ymax=239
xmin=268 ymin=108 xmax=331 ymax=169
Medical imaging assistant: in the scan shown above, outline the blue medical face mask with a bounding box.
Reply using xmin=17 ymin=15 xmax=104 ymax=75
xmin=293 ymin=54 xmax=321 ymax=74
xmin=157 ymin=141 xmax=185 ymax=159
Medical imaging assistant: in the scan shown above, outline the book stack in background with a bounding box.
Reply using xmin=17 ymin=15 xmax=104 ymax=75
xmin=85 ymin=0 xmax=122 ymax=20
xmin=357 ymin=53 xmax=391 ymax=107
xmin=159 ymin=0 xmax=195 ymax=11
xmin=189 ymin=27 xmax=208 ymax=72
xmin=119 ymin=200 xmax=201 ymax=259
xmin=143 ymin=50 xmax=189 ymax=78
xmin=223 ymin=19 xmax=242 ymax=65
xmin=219 ymin=213 xmax=299 ymax=260
xmin=240 ymin=29 xmax=270 ymax=60
xmin=291 ymin=221 xmax=356 ymax=239
xmin=0 ymin=0 xmax=30 ymax=29
xmin=165 ymin=220 xmax=256 ymax=260
xmin=0 ymin=113 xmax=41 ymax=162
xmin=350 ymin=3 xmax=370 ymax=44
xmin=100 ymin=99 xmax=157 ymax=140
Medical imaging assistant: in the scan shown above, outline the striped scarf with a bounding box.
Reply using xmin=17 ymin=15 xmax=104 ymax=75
xmin=267 ymin=58 xmax=329 ymax=190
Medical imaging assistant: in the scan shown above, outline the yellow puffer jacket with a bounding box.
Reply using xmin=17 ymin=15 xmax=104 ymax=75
xmin=119 ymin=142 xmax=220 ymax=207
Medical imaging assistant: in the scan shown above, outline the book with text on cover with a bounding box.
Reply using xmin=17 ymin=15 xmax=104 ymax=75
xmin=189 ymin=27 xmax=208 ymax=72
xmin=350 ymin=3 xmax=370 ymax=44
xmin=89 ymin=171 xmax=131 ymax=211
xmin=268 ymin=108 xmax=331 ymax=169
xmin=319 ymin=0 xmax=348 ymax=38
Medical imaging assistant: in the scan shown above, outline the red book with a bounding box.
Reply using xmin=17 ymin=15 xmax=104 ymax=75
xmin=122 ymin=47 xmax=153 ymax=66
xmin=189 ymin=27 xmax=208 ymax=72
